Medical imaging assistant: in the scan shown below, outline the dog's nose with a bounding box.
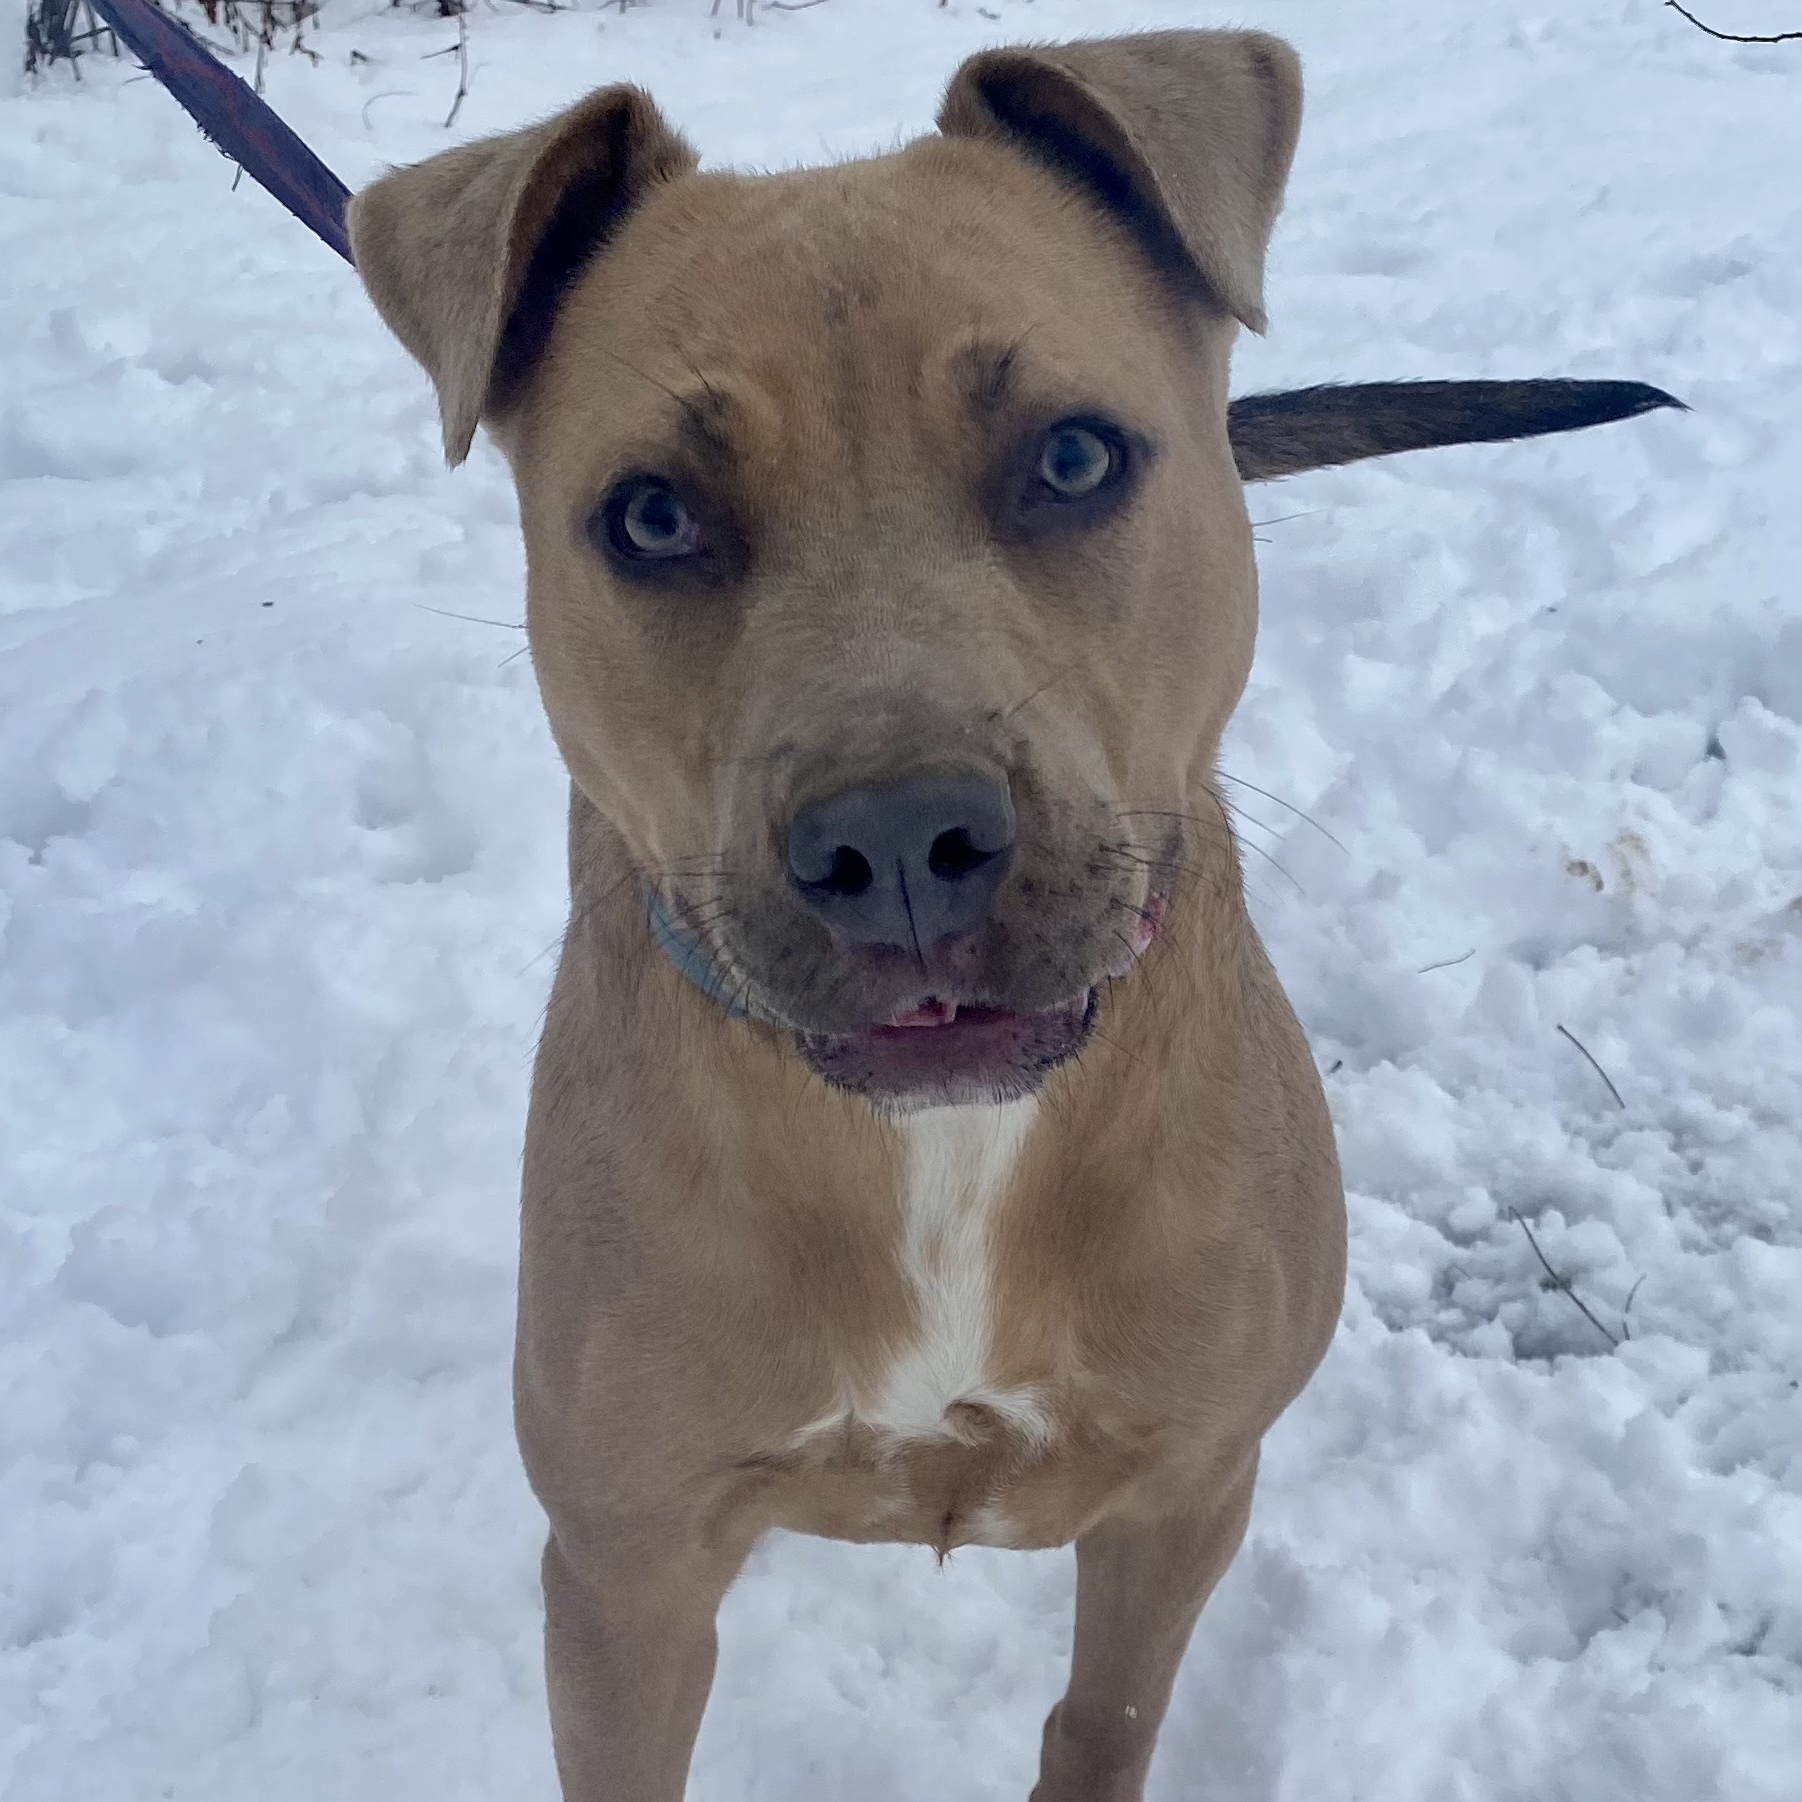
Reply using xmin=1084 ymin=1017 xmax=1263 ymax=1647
xmin=786 ymin=775 xmax=1016 ymax=950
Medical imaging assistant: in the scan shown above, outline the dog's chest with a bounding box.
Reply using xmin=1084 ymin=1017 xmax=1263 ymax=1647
xmin=740 ymin=1100 xmax=1187 ymax=1553
xmin=867 ymin=1098 xmax=1048 ymax=1443
xmin=774 ymin=1101 xmax=1055 ymax=1535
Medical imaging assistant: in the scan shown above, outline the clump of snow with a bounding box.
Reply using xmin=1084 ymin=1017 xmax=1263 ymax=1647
xmin=2 ymin=3 xmax=1798 ymax=1799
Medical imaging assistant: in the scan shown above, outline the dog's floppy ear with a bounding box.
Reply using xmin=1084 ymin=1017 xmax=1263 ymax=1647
xmin=348 ymin=88 xmax=697 ymax=465
xmin=938 ymin=30 xmax=1301 ymax=332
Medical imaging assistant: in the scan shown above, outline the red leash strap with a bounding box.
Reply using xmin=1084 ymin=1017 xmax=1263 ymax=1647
xmin=83 ymin=0 xmax=353 ymax=264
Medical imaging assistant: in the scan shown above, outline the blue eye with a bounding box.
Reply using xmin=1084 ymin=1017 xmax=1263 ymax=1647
xmin=1036 ymin=423 xmax=1119 ymax=499
xmin=600 ymin=477 xmax=704 ymax=562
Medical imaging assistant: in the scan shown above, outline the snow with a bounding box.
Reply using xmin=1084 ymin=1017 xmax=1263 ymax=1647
xmin=2 ymin=1 xmax=1798 ymax=1797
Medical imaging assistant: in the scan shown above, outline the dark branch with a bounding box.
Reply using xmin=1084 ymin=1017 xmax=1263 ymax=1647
xmin=1556 ymin=1023 xmax=1626 ymax=1110
xmin=443 ymin=11 xmax=471 ymax=130
xmin=1510 ymin=1210 xmax=1623 ymax=1350
xmin=1665 ymin=1 xmax=1802 ymax=45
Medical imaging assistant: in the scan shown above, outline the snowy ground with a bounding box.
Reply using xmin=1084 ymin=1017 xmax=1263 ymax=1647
xmin=3 ymin=1 xmax=1799 ymax=1797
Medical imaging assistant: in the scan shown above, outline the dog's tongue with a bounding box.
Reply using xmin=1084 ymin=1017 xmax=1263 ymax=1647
xmin=888 ymin=997 xmax=960 ymax=1029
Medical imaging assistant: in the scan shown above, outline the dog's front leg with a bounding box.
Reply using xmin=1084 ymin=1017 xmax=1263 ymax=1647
xmin=1030 ymin=1456 xmax=1259 ymax=1802
xmin=540 ymin=1517 xmax=753 ymax=1802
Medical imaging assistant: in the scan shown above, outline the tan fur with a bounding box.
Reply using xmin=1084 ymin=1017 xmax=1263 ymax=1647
xmin=350 ymin=30 xmax=1344 ymax=1801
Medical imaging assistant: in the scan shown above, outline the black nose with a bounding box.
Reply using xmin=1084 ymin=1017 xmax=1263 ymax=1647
xmin=786 ymin=775 xmax=1016 ymax=951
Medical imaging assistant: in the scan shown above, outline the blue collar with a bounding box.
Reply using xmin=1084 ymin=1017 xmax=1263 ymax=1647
xmin=644 ymin=885 xmax=751 ymax=1020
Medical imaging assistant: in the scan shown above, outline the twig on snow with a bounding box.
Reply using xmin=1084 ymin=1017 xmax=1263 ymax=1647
xmin=1556 ymin=1023 xmax=1626 ymax=1109
xmin=1620 ymin=1273 xmax=1646 ymax=1342
xmin=443 ymin=9 xmax=469 ymax=129
xmin=1417 ymin=949 xmax=1475 ymax=974
xmin=1665 ymin=1 xmax=1802 ymax=44
xmin=361 ymin=88 xmax=405 ymax=128
xmin=1509 ymin=1209 xmax=1622 ymax=1349
xmin=711 ymin=0 xmax=829 ymax=22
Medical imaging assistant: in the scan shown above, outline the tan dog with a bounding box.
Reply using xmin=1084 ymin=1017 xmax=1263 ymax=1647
xmin=350 ymin=31 xmax=1345 ymax=1801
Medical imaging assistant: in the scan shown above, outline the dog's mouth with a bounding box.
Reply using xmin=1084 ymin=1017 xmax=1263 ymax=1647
xmin=797 ymin=990 xmax=1096 ymax=1108
xmin=794 ymin=893 xmax=1167 ymax=1108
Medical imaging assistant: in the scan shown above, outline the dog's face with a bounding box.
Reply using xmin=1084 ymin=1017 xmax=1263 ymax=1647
xmin=350 ymin=33 xmax=1302 ymax=1106
xmin=517 ymin=144 xmax=1254 ymax=1101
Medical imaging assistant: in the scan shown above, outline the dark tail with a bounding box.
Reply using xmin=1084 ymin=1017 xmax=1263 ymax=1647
xmin=1228 ymin=379 xmax=1685 ymax=482
xmin=83 ymin=0 xmax=353 ymax=263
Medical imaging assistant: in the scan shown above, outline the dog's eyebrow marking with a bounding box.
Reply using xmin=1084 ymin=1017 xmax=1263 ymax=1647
xmin=673 ymin=389 xmax=736 ymax=467
xmin=962 ymin=336 xmax=1030 ymax=414
xmin=602 ymin=349 xmax=737 ymax=465
xmin=673 ymin=357 xmax=738 ymax=464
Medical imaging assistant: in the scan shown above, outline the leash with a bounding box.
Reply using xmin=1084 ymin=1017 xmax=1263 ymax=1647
xmin=83 ymin=0 xmax=354 ymax=264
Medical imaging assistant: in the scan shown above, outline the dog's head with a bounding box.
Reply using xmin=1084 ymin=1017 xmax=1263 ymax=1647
xmin=350 ymin=31 xmax=1301 ymax=1107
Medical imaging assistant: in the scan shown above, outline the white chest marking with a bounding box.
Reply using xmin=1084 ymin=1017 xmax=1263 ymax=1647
xmin=854 ymin=1097 xmax=1050 ymax=1446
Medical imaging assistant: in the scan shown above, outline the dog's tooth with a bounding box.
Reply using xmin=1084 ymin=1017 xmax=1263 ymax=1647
xmin=889 ymin=998 xmax=959 ymax=1029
